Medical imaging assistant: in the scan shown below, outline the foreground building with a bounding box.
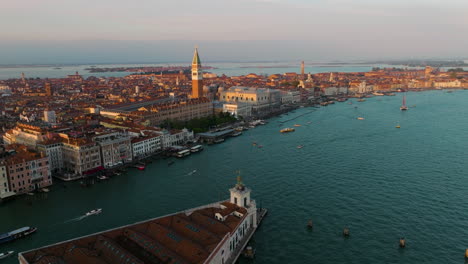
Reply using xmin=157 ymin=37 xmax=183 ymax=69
xmin=19 ymin=179 xmax=266 ymax=264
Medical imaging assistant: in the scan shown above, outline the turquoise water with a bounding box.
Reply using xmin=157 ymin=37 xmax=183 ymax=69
xmin=2 ymin=90 xmax=468 ymax=263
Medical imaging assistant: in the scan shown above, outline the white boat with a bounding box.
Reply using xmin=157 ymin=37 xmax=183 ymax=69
xmin=297 ymin=145 xmax=303 ymax=149
xmin=97 ymin=176 xmax=109 ymax=180
xmin=400 ymin=95 xmax=408 ymax=111
xmin=188 ymin=170 xmax=197 ymax=175
xmin=86 ymin=208 xmax=102 ymax=216
xmin=190 ymin=145 xmax=204 ymax=153
xmin=40 ymin=188 xmax=50 ymax=193
xmin=176 ymin=149 xmax=191 ymax=158
xmin=0 ymin=251 xmax=14 ymax=259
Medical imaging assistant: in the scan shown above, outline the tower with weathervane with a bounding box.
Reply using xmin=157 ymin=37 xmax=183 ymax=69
xmin=191 ymin=47 xmax=204 ymax=98
xmin=230 ymin=176 xmax=258 ymax=228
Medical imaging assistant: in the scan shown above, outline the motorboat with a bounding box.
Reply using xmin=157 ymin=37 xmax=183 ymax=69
xmin=0 ymin=251 xmax=14 ymax=259
xmin=357 ymin=117 xmax=365 ymax=120
xmin=97 ymin=176 xmax=109 ymax=180
xmin=297 ymin=145 xmax=303 ymax=149
xmin=293 ymin=124 xmax=301 ymax=127
xmin=280 ymin=128 xmax=295 ymax=133
xmin=86 ymin=209 xmax=102 ymax=216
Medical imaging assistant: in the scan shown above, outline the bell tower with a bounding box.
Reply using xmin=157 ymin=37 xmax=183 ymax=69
xmin=230 ymin=175 xmax=251 ymax=208
xmin=191 ymin=47 xmax=203 ymax=98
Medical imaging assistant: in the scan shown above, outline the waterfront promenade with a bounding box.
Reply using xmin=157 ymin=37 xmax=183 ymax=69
xmin=2 ymin=90 xmax=468 ymax=264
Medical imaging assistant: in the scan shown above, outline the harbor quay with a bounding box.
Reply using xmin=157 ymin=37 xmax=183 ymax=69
xmin=18 ymin=179 xmax=267 ymax=264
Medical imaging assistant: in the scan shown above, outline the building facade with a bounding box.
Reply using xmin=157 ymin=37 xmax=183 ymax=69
xmin=220 ymin=86 xmax=281 ymax=114
xmin=61 ymin=138 xmax=102 ymax=181
xmin=93 ymin=132 xmax=133 ymax=168
xmin=131 ymin=135 xmax=162 ymax=159
xmin=4 ymin=146 xmax=52 ymax=194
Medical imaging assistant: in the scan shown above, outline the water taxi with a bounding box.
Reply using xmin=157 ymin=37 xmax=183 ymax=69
xmin=357 ymin=117 xmax=365 ymax=120
xmin=280 ymin=128 xmax=295 ymax=133
xmin=293 ymin=124 xmax=301 ymax=127
xmin=396 ymin=124 xmax=401 ymax=128
xmin=86 ymin=209 xmax=102 ymax=216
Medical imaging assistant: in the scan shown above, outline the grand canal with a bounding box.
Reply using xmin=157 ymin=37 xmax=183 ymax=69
xmin=2 ymin=90 xmax=468 ymax=263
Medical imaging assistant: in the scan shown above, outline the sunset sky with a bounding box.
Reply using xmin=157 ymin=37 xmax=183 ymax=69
xmin=1 ymin=0 xmax=467 ymax=64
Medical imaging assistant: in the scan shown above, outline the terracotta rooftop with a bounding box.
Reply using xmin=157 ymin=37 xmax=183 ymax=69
xmin=20 ymin=202 xmax=245 ymax=264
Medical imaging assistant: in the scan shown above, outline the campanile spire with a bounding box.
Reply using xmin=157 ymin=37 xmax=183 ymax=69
xmin=191 ymin=47 xmax=203 ymax=98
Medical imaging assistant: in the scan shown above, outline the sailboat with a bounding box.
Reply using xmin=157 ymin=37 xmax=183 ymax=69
xmin=400 ymin=95 xmax=408 ymax=111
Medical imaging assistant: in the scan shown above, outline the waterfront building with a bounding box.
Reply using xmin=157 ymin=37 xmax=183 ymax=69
xmin=433 ymin=79 xmax=461 ymax=88
xmin=61 ymin=136 xmax=102 ymax=181
xmin=323 ymin=87 xmax=348 ymax=96
xmin=192 ymin=47 xmax=204 ymax=98
xmin=4 ymin=145 xmax=52 ymax=194
xmin=131 ymin=134 xmax=162 ymax=159
xmin=36 ymin=138 xmax=64 ymax=175
xmin=19 ymin=179 xmax=263 ymax=264
xmin=280 ymin=90 xmax=301 ymax=104
xmin=223 ymin=103 xmax=253 ymax=118
xmin=93 ymin=131 xmax=133 ymax=168
xmin=219 ymin=86 xmax=281 ymax=114
xmin=160 ymin=128 xmax=194 ymax=149
xmin=0 ymin=163 xmax=15 ymax=199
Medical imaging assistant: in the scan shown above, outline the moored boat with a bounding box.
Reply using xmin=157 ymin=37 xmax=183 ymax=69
xmin=176 ymin=149 xmax=191 ymax=158
xmin=0 ymin=227 xmax=37 ymax=245
xmin=190 ymin=145 xmax=204 ymax=153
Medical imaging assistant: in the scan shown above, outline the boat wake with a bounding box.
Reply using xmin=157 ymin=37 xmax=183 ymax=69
xmin=63 ymin=215 xmax=88 ymax=223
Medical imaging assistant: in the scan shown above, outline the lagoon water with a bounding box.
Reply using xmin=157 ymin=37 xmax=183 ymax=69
xmin=2 ymin=90 xmax=468 ymax=263
xmin=0 ymin=62 xmax=385 ymax=80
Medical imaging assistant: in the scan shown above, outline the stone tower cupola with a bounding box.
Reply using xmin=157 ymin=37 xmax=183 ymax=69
xmin=230 ymin=176 xmax=251 ymax=208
